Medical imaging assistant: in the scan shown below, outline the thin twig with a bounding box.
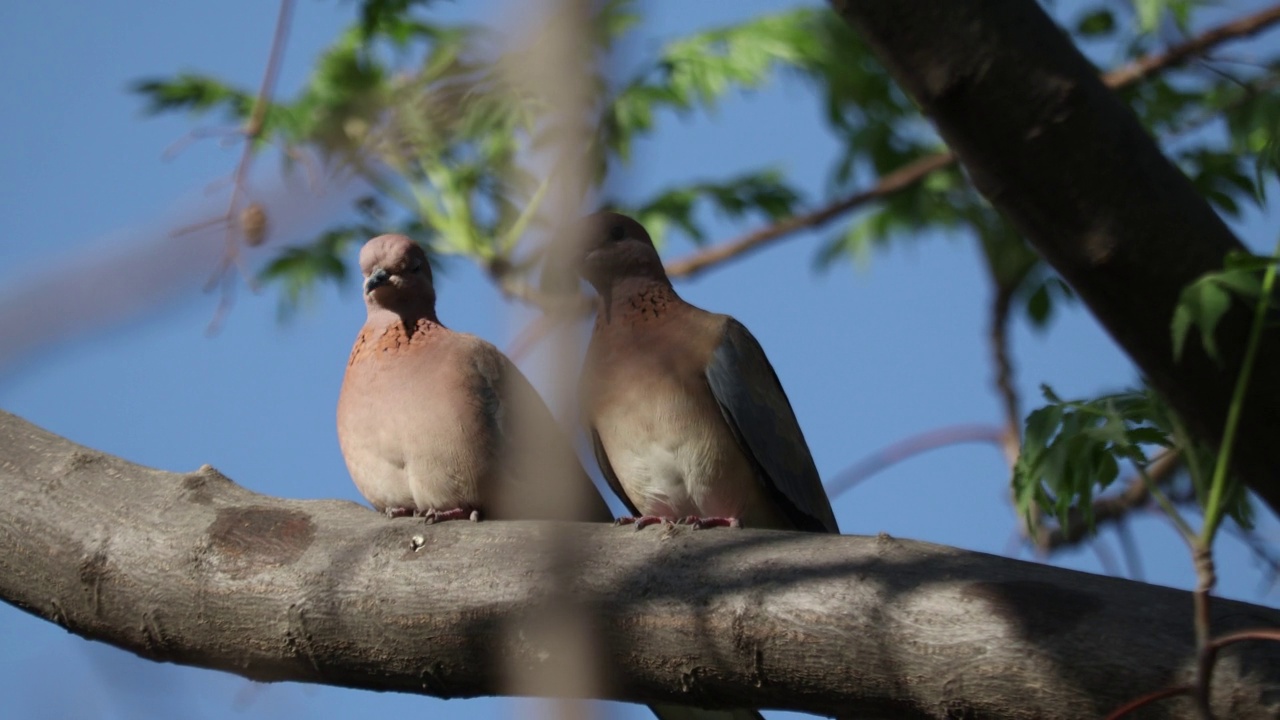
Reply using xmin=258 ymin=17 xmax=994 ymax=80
xmin=990 ymin=282 xmax=1021 ymax=467
xmin=664 ymin=153 xmax=953 ymax=279
xmin=1205 ymin=628 xmax=1280 ymax=653
xmin=1103 ymin=685 xmax=1193 ymax=720
xmin=1140 ymin=461 xmax=1198 ymax=543
xmin=1091 ymin=535 xmax=1124 ymax=578
xmin=186 ymin=0 xmax=297 ymax=334
xmin=1163 ymin=71 xmax=1280 ymax=152
xmin=824 ymin=424 xmax=1006 ymax=498
xmin=1104 ymin=629 xmax=1280 ymax=719
xmin=663 ymin=3 xmax=1280 ymax=280
xmin=1106 ymin=5 xmax=1280 ymax=86
xmin=1114 ymin=520 xmax=1144 ymax=581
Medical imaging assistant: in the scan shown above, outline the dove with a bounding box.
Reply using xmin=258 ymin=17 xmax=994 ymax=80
xmin=337 ymin=234 xmax=606 ymax=523
xmin=575 ymin=212 xmax=839 ymax=533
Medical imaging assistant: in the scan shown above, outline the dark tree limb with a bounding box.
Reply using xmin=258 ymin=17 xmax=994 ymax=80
xmin=1 ymin=411 xmax=1278 ymax=719
xmin=828 ymin=0 xmax=1280 ymax=516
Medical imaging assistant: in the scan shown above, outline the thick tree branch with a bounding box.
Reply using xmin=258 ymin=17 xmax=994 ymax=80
xmin=2 ymin=411 xmax=1279 ymax=719
xmin=665 ymin=3 xmax=1280 ymax=280
xmin=828 ymin=0 xmax=1280 ymax=516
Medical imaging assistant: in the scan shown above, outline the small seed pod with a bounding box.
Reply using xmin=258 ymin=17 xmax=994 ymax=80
xmin=240 ymin=203 xmax=268 ymax=247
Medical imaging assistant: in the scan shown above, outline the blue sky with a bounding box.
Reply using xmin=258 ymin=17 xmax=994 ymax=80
xmin=1 ymin=1 xmax=1277 ymax=719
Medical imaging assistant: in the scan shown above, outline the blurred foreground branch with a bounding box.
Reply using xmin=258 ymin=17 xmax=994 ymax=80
xmin=2 ymin=410 xmax=1278 ymax=719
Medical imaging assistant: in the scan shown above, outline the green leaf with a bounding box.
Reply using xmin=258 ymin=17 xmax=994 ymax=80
xmin=1256 ymin=135 xmax=1280 ymax=201
xmin=1016 ymin=381 xmax=1254 ymax=535
xmin=1027 ymin=283 xmax=1051 ymax=325
xmin=259 ymin=228 xmax=361 ymax=317
xmin=1172 ymin=274 xmax=1232 ymax=362
xmin=1171 ymin=303 xmax=1194 ymax=364
xmin=1132 ymin=0 xmax=1206 ymax=33
xmin=1171 ymin=259 xmax=1271 ymax=363
xmin=132 ymin=75 xmax=254 ymax=119
xmin=1214 ymin=268 xmax=1263 ymax=299
xmin=1224 ymin=251 xmax=1280 ymax=273
xmin=356 ymin=0 xmax=439 ymax=39
xmin=1076 ymin=9 xmax=1116 ymax=36
xmin=1013 ymin=384 xmax=1179 ymax=535
xmin=1134 ymin=0 xmax=1162 ymax=32
xmin=1023 ymin=403 xmax=1064 ymax=455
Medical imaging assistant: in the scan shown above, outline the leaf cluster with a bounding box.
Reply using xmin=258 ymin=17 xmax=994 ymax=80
xmin=1013 ymin=384 xmax=1254 ymax=538
xmin=132 ymin=0 xmax=1280 ymax=328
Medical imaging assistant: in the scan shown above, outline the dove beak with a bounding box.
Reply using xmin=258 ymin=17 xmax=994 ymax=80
xmin=364 ymin=268 xmax=390 ymax=294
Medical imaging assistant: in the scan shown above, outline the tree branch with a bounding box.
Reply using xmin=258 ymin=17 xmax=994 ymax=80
xmin=824 ymin=423 xmax=1006 ymax=498
xmin=1104 ymin=5 xmax=1280 ymax=87
xmin=989 ymin=278 xmax=1023 ymax=467
xmin=664 ymin=153 xmax=953 ymax=279
xmin=664 ymin=3 xmax=1280 ymax=280
xmin=828 ymin=0 xmax=1280 ymax=516
xmin=2 ymin=410 xmax=1279 ymax=718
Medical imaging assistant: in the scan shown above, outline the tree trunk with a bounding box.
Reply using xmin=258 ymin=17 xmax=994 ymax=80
xmin=827 ymin=0 xmax=1280 ymax=515
xmin=1 ymin=410 xmax=1277 ymax=719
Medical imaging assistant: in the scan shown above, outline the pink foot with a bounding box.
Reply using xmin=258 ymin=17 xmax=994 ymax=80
xmin=417 ymin=507 xmax=481 ymax=524
xmin=615 ymin=515 xmax=742 ymax=530
xmin=676 ymin=515 xmax=742 ymax=529
xmin=615 ymin=515 xmax=673 ymax=531
xmin=385 ymin=507 xmax=415 ymax=518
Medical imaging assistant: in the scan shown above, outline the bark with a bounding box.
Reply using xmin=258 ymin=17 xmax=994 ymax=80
xmin=826 ymin=0 xmax=1280 ymax=516
xmin=1 ymin=410 xmax=1278 ymax=719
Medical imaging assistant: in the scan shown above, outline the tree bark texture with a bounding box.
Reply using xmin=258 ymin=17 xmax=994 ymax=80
xmin=827 ymin=0 xmax=1280 ymax=516
xmin=1 ymin=410 xmax=1278 ymax=718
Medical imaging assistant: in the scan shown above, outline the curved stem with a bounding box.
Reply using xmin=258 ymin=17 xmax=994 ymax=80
xmin=1138 ymin=463 xmax=1196 ymax=543
xmin=1200 ymin=239 xmax=1280 ymax=544
xmin=824 ymin=424 xmax=1006 ymax=498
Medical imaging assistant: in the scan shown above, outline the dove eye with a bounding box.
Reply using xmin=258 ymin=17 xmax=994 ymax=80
xmin=608 ymin=224 xmax=626 ymax=242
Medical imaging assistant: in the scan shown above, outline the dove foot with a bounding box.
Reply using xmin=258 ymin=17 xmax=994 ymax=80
xmin=614 ymin=515 xmax=674 ymax=531
xmin=385 ymin=507 xmax=416 ymax=518
xmin=677 ymin=515 xmax=742 ymax=529
xmin=418 ymin=507 xmax=481 ymax=524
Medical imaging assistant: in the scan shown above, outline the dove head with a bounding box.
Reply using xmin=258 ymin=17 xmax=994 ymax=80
xmin=359 ymin=234 xmax=437 ymax=319
xmin=577 ymin=212 xmax=670 ymax=294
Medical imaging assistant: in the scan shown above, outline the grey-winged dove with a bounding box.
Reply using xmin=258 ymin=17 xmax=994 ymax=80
xmin=575 ymin=212 xmax=839 ymax=533
xmin=339 ymin=233 xmax=766 ymax=720
xmin=337 ymin=234 xmax=609 ymax=523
